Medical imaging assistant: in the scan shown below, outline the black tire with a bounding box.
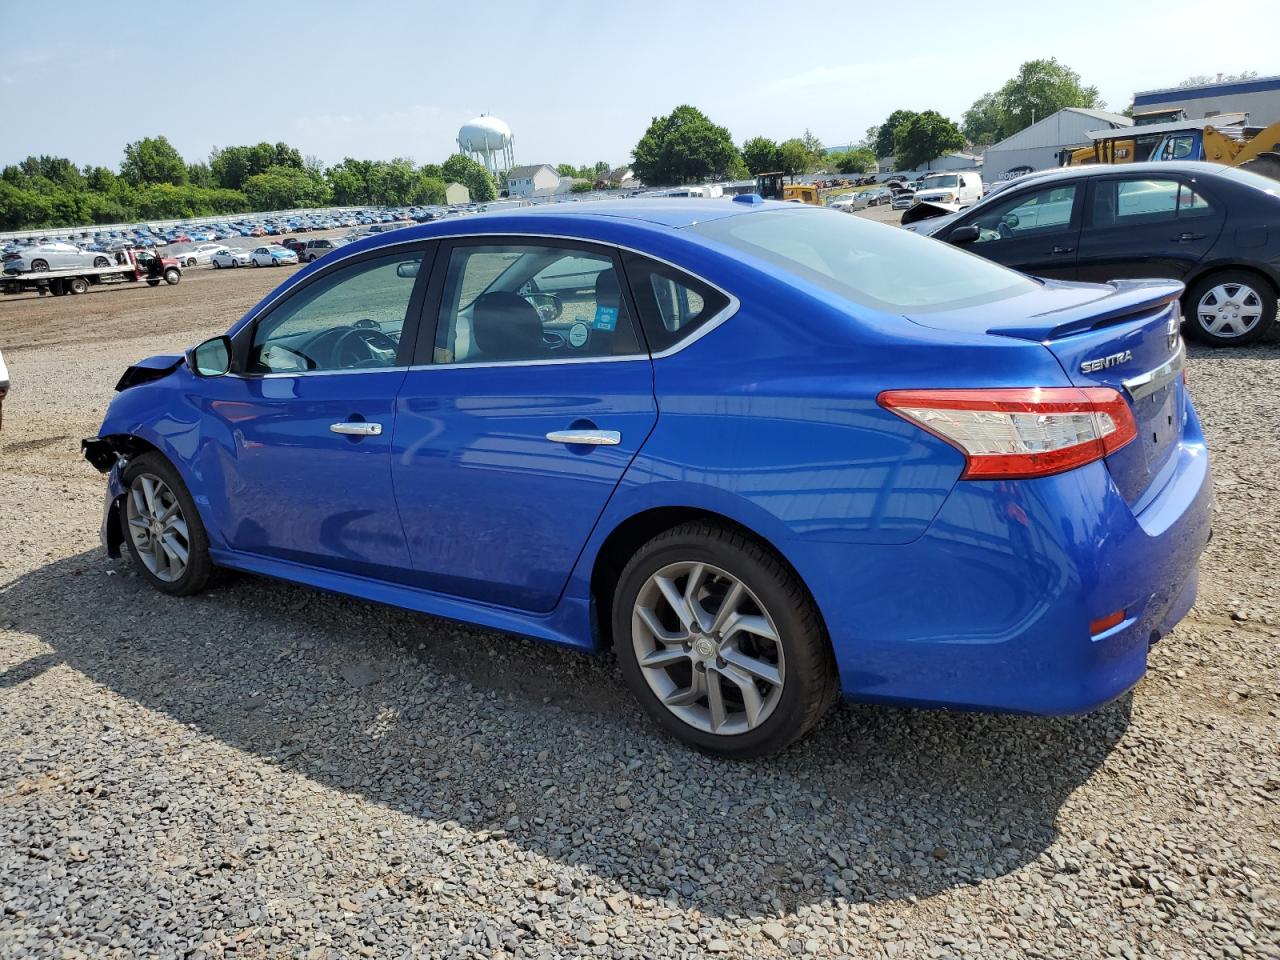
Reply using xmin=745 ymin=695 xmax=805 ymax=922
xmin=232 ymin=260 xmax=240 ymax=268
xmin=31 ymin=259 xmax=49 ymax=271
xmin=186 ymin=257 xmax=197 ymax=267
xmin=50 ymin=285 xmax=67 ymax=296
xmin=68 ymin=276 xmax=89 ymax=295
xmin=213 ymin=260 xmax=221 ymax=269
xmin=164 ymin=268 xmax=180 ymax=285
xmin=146 ymin=279 xmax=160 ymax=287
xmin=119 ymin=452 xmax=215 ymax=597
xmin=93 ymin=256 xmax=109 ymax=268
xmin=1183 ymin=270 xmax=1278 ymax=346
xmin=611 ymin=521 xmax=838 ymax=758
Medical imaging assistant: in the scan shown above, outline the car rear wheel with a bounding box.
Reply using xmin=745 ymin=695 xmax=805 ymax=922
xmin=93 ymin=256 xmax=109 ymax=268
xmin=1184 ymin=271 xmax=1277 ymax=346
xmin=612 ymin=522 xmax=837 ymax=758
xmin=121 ymin=453 xmax=214 ymax=597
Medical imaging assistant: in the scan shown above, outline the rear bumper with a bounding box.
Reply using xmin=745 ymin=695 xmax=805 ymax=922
xmin=803 ymin=394 xmax=1212 ymax=715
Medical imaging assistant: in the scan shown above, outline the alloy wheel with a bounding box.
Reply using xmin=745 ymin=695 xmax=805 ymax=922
xmin=125 ymin=473 xmax=191 ymax=582
xmin=631 ymin=561 xmax=785 ymax=735
xmin=1197 ymin=282 xmax=1264 ymax=340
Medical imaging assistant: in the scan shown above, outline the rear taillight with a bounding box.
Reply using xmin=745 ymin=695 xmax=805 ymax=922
xmin=878 ymin=387 xmax=1137 ymax=479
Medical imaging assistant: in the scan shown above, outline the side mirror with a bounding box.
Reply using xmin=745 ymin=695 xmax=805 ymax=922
xmin=188 ymin=335 xmax=232 ymax=377
xmin=948 ymin=225 xmax=981 ymax=245
xmin=395 ymin=261 xmax=419 ymax=279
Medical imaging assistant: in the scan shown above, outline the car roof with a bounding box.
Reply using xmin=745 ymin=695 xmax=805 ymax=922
xmin=997 ymin=161 xmax=1233 ymax=187
xmin=493 ymin=199 xmax=756 ymax=228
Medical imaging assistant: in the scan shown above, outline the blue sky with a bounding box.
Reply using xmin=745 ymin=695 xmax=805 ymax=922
xmin=3 ymin=0 xmax=1274 ymax=171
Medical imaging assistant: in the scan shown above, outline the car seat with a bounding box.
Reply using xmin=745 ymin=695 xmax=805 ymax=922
xmin=471 ymin=292 xmax=546 ymax=361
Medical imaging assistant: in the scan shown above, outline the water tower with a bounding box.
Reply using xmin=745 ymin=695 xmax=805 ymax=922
xmin=457 ymin=115 xmax=515 ymax=174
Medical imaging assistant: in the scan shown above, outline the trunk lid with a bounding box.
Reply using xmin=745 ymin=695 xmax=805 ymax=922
xmin=908 ymin=279 xmax=1187 ymax=506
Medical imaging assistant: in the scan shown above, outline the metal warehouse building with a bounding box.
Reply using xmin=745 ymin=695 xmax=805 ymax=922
xmin=1132 ymin=75 xmax=1280 ymax=126
xmin=981 ymin=107 xmax=1132 ymax=180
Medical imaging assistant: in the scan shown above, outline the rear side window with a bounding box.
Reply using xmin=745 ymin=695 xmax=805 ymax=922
xmin=1093 ymin=178 xmax=1216 ymax=226
xmin=622 ymin=252 xmax=730 ymax=353
xmin=688 ymin=208 xmax=1034 ymax=313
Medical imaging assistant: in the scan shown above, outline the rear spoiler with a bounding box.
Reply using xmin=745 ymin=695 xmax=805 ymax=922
xmin=990 ymin=280 xmax=1183 ymax=342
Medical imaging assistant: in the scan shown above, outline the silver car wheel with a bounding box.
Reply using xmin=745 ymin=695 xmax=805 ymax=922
xmin=1197 ymin=282 xmax=1264 ymax=339
xmin=125 ymin=473 xmax=190 ymax=583
xmin=632 ymin=561 xmax=785 ymax=735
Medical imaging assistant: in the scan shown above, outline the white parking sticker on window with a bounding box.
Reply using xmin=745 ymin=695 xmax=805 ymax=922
xmin=568 ymin=322 xmax=590 ymax=348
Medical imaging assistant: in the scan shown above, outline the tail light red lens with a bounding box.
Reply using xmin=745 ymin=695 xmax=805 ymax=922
xmin=878 ymin=387 xmax=1137 ymax=480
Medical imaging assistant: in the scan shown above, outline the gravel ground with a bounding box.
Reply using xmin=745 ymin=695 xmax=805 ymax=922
xmin=1 ymin=255 xmax=1278 ymax=960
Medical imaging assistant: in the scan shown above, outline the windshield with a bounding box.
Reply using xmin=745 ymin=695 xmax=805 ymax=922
xmin=688 ymin=208 xmax=1035 ymax=313
xmin=920 ymin=175 xmax=959 ymax=189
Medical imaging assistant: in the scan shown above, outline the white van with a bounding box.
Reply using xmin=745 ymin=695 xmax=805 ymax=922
xmin=912 ymin=171 xmax=983 ymax=208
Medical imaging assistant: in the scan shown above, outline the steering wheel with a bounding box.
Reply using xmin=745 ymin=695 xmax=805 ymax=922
xmin=333 ymin=325 xmax=398 ymax=368
xmin=524 ymin=292 xmax=563 ymax=323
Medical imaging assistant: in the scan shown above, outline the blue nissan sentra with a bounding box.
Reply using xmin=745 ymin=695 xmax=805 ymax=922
xmin=83 ymin=198 xmax=1211 ymax=757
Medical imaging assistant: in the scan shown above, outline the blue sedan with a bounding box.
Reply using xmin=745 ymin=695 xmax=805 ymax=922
xmin=82 ymin=199 xmax=1211 ymax=757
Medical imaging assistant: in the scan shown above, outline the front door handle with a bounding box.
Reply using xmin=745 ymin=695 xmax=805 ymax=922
xmin=1050 ymin=245 xmax=1074 ymax=255
xmin=545 ymin=429 xmax=620 ymax=446
xmin=330 ymin=421 xmax=382 ymax=436
xmin=1173 ymin=232 xmax=1205 ymax=242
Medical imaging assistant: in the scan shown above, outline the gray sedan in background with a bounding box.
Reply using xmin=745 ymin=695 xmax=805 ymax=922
xmin=2 ymin=242 xmax=110 ymax=273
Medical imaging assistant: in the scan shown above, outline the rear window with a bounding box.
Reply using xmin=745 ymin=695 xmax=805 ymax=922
xmin=688 ymin=208 xmax=1034 ymax=313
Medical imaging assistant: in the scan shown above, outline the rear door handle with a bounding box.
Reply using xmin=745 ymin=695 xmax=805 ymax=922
xmin=545 ymin=429 xmax=621 ymax=446
xmin=1050 ymin=245 xmax=1074 ymax=255
xmin=1173 ymin=232 xmax=1205 ymax=242
xmin=330 ymin=421 xmax=382 ymax=436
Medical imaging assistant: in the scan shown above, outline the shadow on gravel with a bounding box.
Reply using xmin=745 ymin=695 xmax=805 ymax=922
xmin=4 ymin=550 xmax=1130 ymax=916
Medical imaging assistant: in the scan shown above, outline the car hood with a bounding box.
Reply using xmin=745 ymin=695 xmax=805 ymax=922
xmin=900 ymin=203 xmax=962 ymax=230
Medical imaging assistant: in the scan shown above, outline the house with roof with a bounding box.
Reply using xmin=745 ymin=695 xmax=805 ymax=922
xmin=982 ymin=107 xmax=1133 ymax=180
xmin=505 ymin=164 xmax=559 ymax=199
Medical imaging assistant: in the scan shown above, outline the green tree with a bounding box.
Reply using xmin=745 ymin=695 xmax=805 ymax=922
xmin=631 ymin=105 xmax=743 ymax=185
xmin=994 ymin=58 xmax=1102 ymax=133
xmin=409 ymin=174 xmax=447 ymax=205
xmin=594 ymin=160 xmax=610 ymax=176
xmin=84 ymin=165 xmax=117 ymax=193
xmin=777 ymin=138 xmax=815 ymax=177
xmin=859 ymin=126 xmax=879 ymax=151
xmin=465 ymin=166 xmax=497 ymax=202
xmin=187 ymin=161 xmax=215 ymax=188
xmin=894 ymin=111 xmax=966 ymax=170
xmin=367 ymin=158 xmax=419 ymax=205
xmin=121 ymin=136 xmax=187 ymax=186
xmin=210 ymin=141 xmax=305 ymax=190
xmin=243 ymin=166 xmax=331 ymax=209
xmin=829 ymin=147 xmax=876 ymax=174
xmin=556 ymin=163 xmax=577 ymax=177
xmin=741 ymin=136 xmax=780 ymax=174
xmin=874 ymin=111 xmax=917 ymax=159
xmin=962 ymin=91 xmax=1005 ymax=147
xmin=800 ymin=129 xmax=824 ymax=158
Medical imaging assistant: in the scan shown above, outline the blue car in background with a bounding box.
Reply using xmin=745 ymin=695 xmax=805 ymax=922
xmin=82 ymin=199 xmax=1211 ymax=757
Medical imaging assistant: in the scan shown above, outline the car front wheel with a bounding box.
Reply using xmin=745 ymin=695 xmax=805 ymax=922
xmin=121 ymin=453 xmax=214 ymax=597
xmin=1185 ymin=271 xmax=1277 ymax=346
xmin=612 ymin=522 xmax=837 ymax=758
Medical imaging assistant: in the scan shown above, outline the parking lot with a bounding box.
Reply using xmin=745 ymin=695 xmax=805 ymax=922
xmin=0 ymin=237 xmax=1277 ymax=959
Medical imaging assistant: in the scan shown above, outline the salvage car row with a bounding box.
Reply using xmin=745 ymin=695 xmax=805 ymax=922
xmin=901 ymin=161 xmax=1280 ymax=345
